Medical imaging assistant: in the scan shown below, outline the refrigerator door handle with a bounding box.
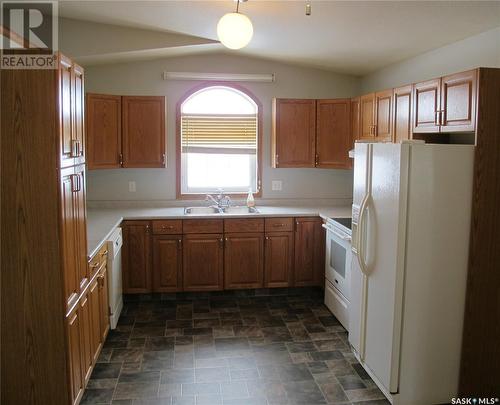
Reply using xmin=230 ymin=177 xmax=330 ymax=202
xmin=356 ymin=194 xmax=370 ymax=276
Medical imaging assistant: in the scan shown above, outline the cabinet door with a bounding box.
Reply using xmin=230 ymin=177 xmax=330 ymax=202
xmin=393 ymin=85 xmax=412 ymax=143
xmin=86 ymin=94 xmax=122 ymax=169
xmin=66 ymin=305 xmax=83 ymax=405
xmin=122 ymin=96 xmax=165 ymax=168
xmin=316 ymin=99 xmax=351 ymax=169
xmin=294 ymin=218 xmax=325 ymax=287
xmin=412 ymin=78 xmax=441 ymax=133
xmin=264 ymin=232 xmax=293 ymax=288
xmin=59 ymin=54 xmax=74 ymax=168
xmin=153 ymin=235 xmax=182 ymax=292
xmin=272 ymin=99 xmax=316 ymax=168
xmin=122 ymin=221 xmax=152 ymax=293
xmin=60 ymin=167 xmax=79 ymax=312
xmin=224 ymin=233 xmax=264 ymax=289
xmin=375 ymin=89 xmax=392 ymax=141
xmin=183 ymin=234 xmax=223 ymax=291
xmin=89 ymin=277 xmax=101 ymax=363
xmin=79 ymin=291 xmax=93 ymax=384
xmin=74 ymin=165 xmax=89 ymax=292
xmin=441 ymin=69 xmax=477 ymax=132
xmin=351 ymin=97 xmax=360 ymax=144
xmin=72 ymin=63 xmax=85 ymax=165
xmin=359 ymin=93 xmax=376 ymax=140
xmin=98 ymin=266 xmax=110 ymax=343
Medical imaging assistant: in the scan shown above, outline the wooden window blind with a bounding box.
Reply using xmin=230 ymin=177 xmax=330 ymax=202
xmin=181 ymin=113 xmax=257 ymax=154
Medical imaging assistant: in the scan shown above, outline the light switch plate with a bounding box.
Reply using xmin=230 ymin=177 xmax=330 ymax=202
xmin=272 ymin=180 xmax=283 ymax=191
xmin=128 ymin=181 xmax=136 ymax=192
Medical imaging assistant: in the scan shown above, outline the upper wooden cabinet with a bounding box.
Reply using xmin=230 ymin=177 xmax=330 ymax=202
xmin=272 ymin=98 xmax=316 ymax=168
xmin=122 ymin=221 xmax=152 ymax=293
xmin=351 ymin=97 xmax=360 ymax=143
xmin=375 ymin=89 xmax=393 ymax=141
xmin=440 ymin=69 xmax=477 ymax=132
xmin=359 ymin=93 xmax=376 ymax=140
xmin=122 ymin=96 xmax=166 ymax=168
xmin=393 ymin=85 xmax=413 ymax=142
xmin=86 ymin=94 xmax=122 ymax=169
xmin=272 ymin=98 xmax=352 ymax=169
xmin=183 ymin=234 xmax=224 ymax=292
xmin=413 ymin=70 xmax=477 ymax=134
xmin=316 ymin=99 xmax=351 ymax=169
xmin=59 ymin=55 xmax=85 ymax=168
xmin=86 ymin=94 xmax=166 ymax=169
xmin=224 ymin=233 xmax=264 ymax=290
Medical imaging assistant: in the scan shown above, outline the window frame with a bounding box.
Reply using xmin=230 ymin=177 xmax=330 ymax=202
xmin=176 ymin=82 xmax=263 ymax=199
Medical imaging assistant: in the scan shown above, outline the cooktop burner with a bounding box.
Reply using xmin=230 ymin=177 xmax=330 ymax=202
xmin=331 ymin=217 xmax=352 ymax=230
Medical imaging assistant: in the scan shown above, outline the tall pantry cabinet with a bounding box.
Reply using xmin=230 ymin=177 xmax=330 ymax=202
xmin=1 ymin=53 xmax=105 ymax=405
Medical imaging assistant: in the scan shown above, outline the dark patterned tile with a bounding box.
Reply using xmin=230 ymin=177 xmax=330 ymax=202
xmin=352 ymin=363 xmax=371 ymax=380
xmin=283 ymin=380 xmax=327 ymax=404
xmin=118 ymin=370 xmax=160 ymax=383
xmin=145 ymin=337 xmax=175 ymax=352
xmin=310 ymin=350 xmax=344 ymax=361
xmin=114 ymin=382 xmax=159 ymax=400
xmin=90 ymin=362 xmax=122 ymax=379
xmin=318 ymin=316 xmax=341 ymax=327
xmin=215 ymin=337 xmax=250 ymax=351
xmin=307 ymin=361 xmax=330 ymax=375
xmin=193 ymin=319 xmax=221 ymax=328
xmin=181 ymin=382 xmax=221 ymax=395
xmin=183 ymin=328 xmax=213 ymax=336
xmin=337 ymin=374 xmax=366 ymax=390
xmin=318 ymin=381 xmax=349 ymax=403
xmin=286 ymin=341 xmax=317 ymax=353
xmin=277 ymin=363 xmax=314 ymax=382
xmin=167 ymin=320 xmax=193 ymax=329
xmin=160 ymin=368 xmax=195 ymax=384
xmin=142 ymin=350 xmax=174 ymax=370
xmin=80 ymin=388 xmax=114 ymax=404
xmin=195 ymin=367 xmax=230 ymax=383
xmin=110 ymin=348 xmax=144 ymax=363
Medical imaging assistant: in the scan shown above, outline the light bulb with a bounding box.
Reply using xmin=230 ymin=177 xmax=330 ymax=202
xmin=217 ymin=12 xmax=253 ymax=50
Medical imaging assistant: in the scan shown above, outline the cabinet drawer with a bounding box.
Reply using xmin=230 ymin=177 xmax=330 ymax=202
xmin=183 ymin=219 xmax=223 ymax=234
xmin=88 ymin=244 xmax=108 ymax=279
xmin=265 ymin=217 xmax=294 ymax=232
xmin=224 ymin=218 xmax=264 ymax=233
xmin=152 ymin=220 xmax=182 ymax=234
xmin=324 ymin=279 xmax=349 ymax=331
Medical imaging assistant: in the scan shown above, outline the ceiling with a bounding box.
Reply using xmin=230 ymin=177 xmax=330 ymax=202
xmin=59 ymin=0 xmax=500 ymax=75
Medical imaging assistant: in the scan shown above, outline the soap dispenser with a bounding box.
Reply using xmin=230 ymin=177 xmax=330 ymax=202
xmin=246 ymin=188 xmax=255 ymax=208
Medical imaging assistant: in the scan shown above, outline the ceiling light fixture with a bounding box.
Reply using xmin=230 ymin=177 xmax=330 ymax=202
xmin=217 ymin=0 xmax=253 ymax=50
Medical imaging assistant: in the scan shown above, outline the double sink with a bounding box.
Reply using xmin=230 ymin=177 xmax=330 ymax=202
xmin=184 ymin=206 xmax=260 ymax=215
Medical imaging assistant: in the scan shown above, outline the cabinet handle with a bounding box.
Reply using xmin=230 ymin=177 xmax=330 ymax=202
xmin=76 ymin=140 xmax=82 ymax=157
xmin=315 ymin=154 xmax=319 ymax=166
xmin=219 ymin=238 xmax=224 ymax=249
xmin=275 ymin=154 xmax=279 ymax=167
xmin=145 ymin=225 xmax=150 ymax=233
xmin=71 ymin=139 xmax=78 ymax=157
xmin=265 ymin=236 xmax=269 ymax=241
xmin=101 ymin=250 xmax=108 ymax=256
xmin=177 ymin=239 xmax=182 ymax=249
xmin=119 ymin=153 xmax=124 ymax=166
xmin=162 ymin=153 xmax=166 ymax=165
xmin=90 ymin=262 xmax=99 ymax=269
xmin=76 ymin=174 xmax=82 ymax=192
xmin=435 ymin=110 xmax=439 ymax=126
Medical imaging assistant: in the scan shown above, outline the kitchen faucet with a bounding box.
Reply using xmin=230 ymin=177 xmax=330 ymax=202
xmin=206 ymin=189 xmax=232 ymax=213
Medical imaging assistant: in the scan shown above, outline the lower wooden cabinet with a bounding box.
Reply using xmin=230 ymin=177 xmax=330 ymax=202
xmin=79 ymin=290 xmax=93 ymax=385
xmin=66 ymin=304 xmax=84 ymax=405
xmin=224 ymin=233 xmax=264 ymax=289
xmin=294 ymin=218 xmax=325 ymax=287
xmin=264 ymin=232 xmax=294 ymax=288
xmin=98 ymin=265 xmax=110 ymax=343
xmin=122 ymin=221 xmax=152 ymax=293
xmin=152 ymin=235 xmax=183 ymax=292
xmin=88 ymin=276 xmax=102 ymax=364
xmin=183 ymin=234 xmax=224 ymax=291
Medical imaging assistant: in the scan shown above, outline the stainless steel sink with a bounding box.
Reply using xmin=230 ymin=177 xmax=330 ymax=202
xmin=183 ymin=206 xmax=260 ymax=215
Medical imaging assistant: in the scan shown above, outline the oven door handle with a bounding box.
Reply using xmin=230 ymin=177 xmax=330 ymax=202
xmin=322 ymin=224 xmax=352 ymax=242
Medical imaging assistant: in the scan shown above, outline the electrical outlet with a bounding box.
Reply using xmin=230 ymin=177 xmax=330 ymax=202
xmin=128 ymin=181 xmax=136 ymax=192
xmin=272 ymin=180 xmax=282 ymax=191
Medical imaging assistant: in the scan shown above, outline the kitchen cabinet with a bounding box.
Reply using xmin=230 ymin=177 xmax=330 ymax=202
xmin=316 ymin=99 xmax=351 ymax=169
xmin=86 ymin=94 xmax=165 ymax=169
xmin=374 ymin=89 xmax=393 ymax=141
xmin=272 ymin=98 xmax=316 ymax=168
xmin=183 ymin=234 xmax=224 ymax=291
xmin=122 ymin=96 xmax=166 ymax=168
xmin=98 ymin=265 xmax=110 ymax=343
xmin=66 ymin=304 xmax=84 ymax=405
xmin=440 ymin=69 xmax=477 ymax=132
xmin=359 ymin=93 xmax=375 ymax=140
xmin=73 ymin=63 xmax=86 ymax=167
xmin=86 ymin=93 xmax=122 ymax=169
xmin=294 ymin=218 xmax=325 ymax=287
xmin=412 ymin=78 xmax=441 ymax=133
xmin=224 ymin=233 xmax=264 ymax=289
xmin=88 ymin=276 xmax=102 ymax=363
xmin=122 ymin=221 xmax=152 ymax=293
xmin=79 ymin=289 xmax=93 ymax=385
xmin=351 ymin=97 xmax=360 ymax=142
xmin=74 ymin=164 xmax=89 ymax=292
xmin=272 ymin=98 xmax=352 ymax=169
xmin=152 ymin=235 xmax=183 ymax=292
xmin=413 ymin=70 xmax=477 ymax=134
xmin=265 ymin=232 xmax=294 ymax=288
xmin=393 ymin=85 xmax=413 ymax=142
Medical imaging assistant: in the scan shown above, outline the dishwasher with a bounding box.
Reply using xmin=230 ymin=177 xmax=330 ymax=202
xmin=106 ymin=227 xmax=123 ymax=329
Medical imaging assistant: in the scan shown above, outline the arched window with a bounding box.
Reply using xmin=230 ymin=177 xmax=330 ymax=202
xmin=178 ymin=84 xmax=261 ymax=197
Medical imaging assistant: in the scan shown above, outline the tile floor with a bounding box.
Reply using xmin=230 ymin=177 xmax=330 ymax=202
xmin=82 ymin=288 xmax=389 ymax=405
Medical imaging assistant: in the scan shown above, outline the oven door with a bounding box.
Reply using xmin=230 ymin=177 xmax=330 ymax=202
xmin=323 ymin=223 xmax=352 ymax=300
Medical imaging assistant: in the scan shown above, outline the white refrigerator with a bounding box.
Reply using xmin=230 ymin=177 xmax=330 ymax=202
xmin=349 ymin=141 xmax=474 ymax=405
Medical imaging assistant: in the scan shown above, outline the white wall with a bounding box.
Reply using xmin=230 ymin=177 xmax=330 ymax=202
xmin=84 ymin=53 xmax=359 ymax=202
xmin=360 ymin=27 xmax=500 ymax=93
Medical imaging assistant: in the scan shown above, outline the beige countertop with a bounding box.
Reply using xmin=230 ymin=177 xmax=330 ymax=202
xmin=86 ymin=205 xmax=352 ymax=259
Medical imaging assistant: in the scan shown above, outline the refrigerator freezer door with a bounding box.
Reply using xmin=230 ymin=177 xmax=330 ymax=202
xmin=349 ymin=143 xmax=370 ymax=358
xmin=363 ymin=143 xmax=409 ymax=394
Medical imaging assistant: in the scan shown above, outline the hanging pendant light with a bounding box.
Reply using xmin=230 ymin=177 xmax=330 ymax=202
xmin=217 ymin=0 xmax=253 ymax=50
